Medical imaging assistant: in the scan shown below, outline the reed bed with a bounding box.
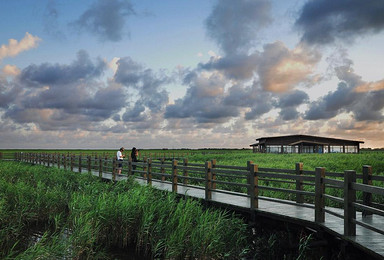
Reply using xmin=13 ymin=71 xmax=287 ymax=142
xmin=0 ymin=161 xmax=251 ymax=259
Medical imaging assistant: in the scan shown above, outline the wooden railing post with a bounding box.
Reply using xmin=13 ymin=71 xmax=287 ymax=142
xmin=63 ymin=154 xmax=67 ymax=170
xmin=147 ymin=158 xmax=152 ymax=185
xmin=249 ymin=163 xmax=259 ymax=209
xmin=344 ymin=170 xmax=356 ymax=236
xmin=315 ymin=167 xmax=325 ymax=223
xmin=161 ymin=158 xmax=166 ymax=181
xmin=183 ymin=158 xmax=188 ymax=185
xmin=78 ymin=155 xmax=82 ymax=173
xmin=0 ymin=152 xmax=3 ymax=160
xmin=172 ymin=160 xmax=178 ymax=192
xmin=128 ymin=156 xmax=132 ymax=175
xmin=57 ymin=154 xmax=61 ymax=169
xmin=112 ymin=157 xmax=116 ymax=181
xmin=362 ymin=165 xmax=373 ymax=217
xmin=47 ymin=154 xmax=50 ymax=167
xmin=87 ymin=156 xmax=91 ymax=172
xmin=99 ymin=156 xmax=103 ymax=178
xmin=211 ymin=159 xmax=216 ymax=190
xmin=70 ymin=155 xmax=74 ymax=172
xmin=296 ymin=162 xmax=304 ymax=203
xmin=205 ymin=161 xmax=212 ymax=200
xmin=143 ymin=157 xmax=147 ymax=179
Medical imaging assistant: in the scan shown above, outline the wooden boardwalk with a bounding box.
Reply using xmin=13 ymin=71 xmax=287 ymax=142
xmin=109 ymin=172 xmax=384 ymax=260
xmin=12 ymin=153 xmax=384 ymax=259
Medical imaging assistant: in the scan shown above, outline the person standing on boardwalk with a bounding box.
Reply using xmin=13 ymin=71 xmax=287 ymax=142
xmin=116 ymin=147 xmax=125 ymax=174
xmin=131 ymin=147 xmax=139 ymax=173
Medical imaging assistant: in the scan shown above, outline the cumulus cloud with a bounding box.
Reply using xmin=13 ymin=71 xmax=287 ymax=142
xmin=305 ymin=63 xmax=384 ymax=122
xmin=2 ymin=50 xmax=127 ymax=131
xmin=114 ymin=57 xmax=170 ymax=114
xmin=199 ymin=41 xmax=321 ymax=92
xmin=296 ymin=0 xmax=384 ymax=45
xmin=275 ymin=90 xmax=309 ymax=120
xmin=257 ymin=42 xmax=321 ymax=92
xmin=165 ymin=71 xmax=238 ymax=124
xmin=0 ymin=32 xmax=41 ymax=61
xmin=71 ymin=0 xmax=135 ymax=42
xmin=199 ymin=53 xmax=259 ymax=80
xmin=355 ymin=80 xmax=384 ymax=93
xmin=20 ymin=50 xmax=106 ymax=86
xmin=0 ymin=78 xmax=20 ymax=109
xmin=205 ymin=0 xmax=272 ymax=55
xmin=2 ymin=65 xmax=20 ymax=76
xmin=223 ymin=83 xmax=274 ymax=120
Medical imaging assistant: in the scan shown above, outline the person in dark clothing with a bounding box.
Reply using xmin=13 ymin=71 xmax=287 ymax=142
xmin=131 ymin=147 xmax=139 ymax=173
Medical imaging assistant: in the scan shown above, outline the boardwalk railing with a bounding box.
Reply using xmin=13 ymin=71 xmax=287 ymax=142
xmin=14 ymin=152 xmax=384 ymax=238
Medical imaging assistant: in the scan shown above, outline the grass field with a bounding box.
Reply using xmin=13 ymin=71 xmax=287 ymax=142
xmin=2 ymin=149 xmax=383 ymax=174
xmin=0 ymin=161 xmax=250 ymax=259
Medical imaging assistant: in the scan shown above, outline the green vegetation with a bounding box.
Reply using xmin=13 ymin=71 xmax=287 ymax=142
xmin=0 ymin=161 xmax=250 ymax=259
xmin=2 ymin=150 xmax=378 ymax=259
xmin=3 ymin=149 xmax=383 ymax=174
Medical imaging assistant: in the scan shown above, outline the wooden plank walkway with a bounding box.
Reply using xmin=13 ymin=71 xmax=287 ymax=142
xmin=13 ymin=154 xmax=383 ymax=260
xmin=108 ymin=172 xmax=384 ymax=259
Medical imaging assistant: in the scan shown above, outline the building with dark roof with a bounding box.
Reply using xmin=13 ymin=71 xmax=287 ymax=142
xmin=250 ymin=134 xmax=364 ymax=154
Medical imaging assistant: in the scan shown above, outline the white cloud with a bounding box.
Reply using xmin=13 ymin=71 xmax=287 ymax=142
xmin=0 ymin=32 xmax=41 ymax=61
xmin=2 ymin=65 xmax=20 ymax=76
xmin=108 ymin=57 xmax=120 ymax=74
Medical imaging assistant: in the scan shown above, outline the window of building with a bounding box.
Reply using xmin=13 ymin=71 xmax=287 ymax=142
xmin=302 ymin=146 xmax=315 ymax=153
xmin=345 ymin=146 xmax=357 ymax=153
xmin=330 ymin=146 xmax=343 ymax=153
xmin=266 ymin=145 xmax=281 ymax=153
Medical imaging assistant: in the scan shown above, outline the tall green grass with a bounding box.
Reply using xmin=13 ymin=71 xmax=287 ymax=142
xmin=0 ymin=161 xmax=251 ymax=259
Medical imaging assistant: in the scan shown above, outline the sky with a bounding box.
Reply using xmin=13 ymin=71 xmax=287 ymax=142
xmin=0 ymin=0 xmax=384 ymax=149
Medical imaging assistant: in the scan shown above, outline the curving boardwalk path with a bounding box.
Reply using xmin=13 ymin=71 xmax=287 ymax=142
xmin=107 ymin=173 xmax=384 ymax=259
xmin=16 ymin=157 xmax=383 ymax=260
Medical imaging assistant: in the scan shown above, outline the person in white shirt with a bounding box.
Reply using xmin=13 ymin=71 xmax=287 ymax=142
xmin=116 ymin=147 xmax=125 ymax=174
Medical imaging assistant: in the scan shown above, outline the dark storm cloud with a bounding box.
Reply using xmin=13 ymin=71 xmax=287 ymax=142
xmin=20 ymin=50 xmax=106 ymax=86
xmin=205 ymin=0 xmax=272 ymax=54
xmin=71 ymin=0 xmax=135 ymax=42
xmin=296 ymin=0 xmax=384 ymax=45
